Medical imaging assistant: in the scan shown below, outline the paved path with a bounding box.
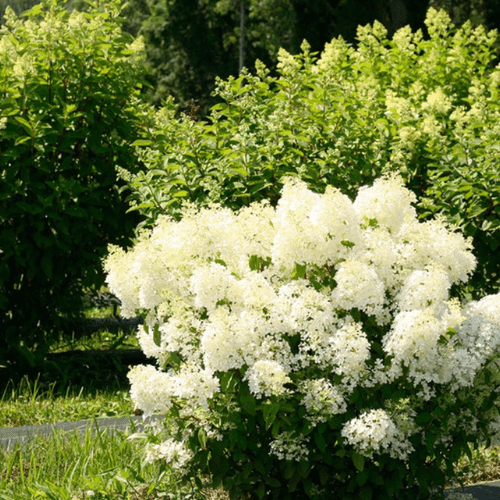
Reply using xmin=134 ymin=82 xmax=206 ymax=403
xmin=446 ymin=481 xmax=500 ymax=499
xmin=0 ymin=415 xmax=163 ymax=451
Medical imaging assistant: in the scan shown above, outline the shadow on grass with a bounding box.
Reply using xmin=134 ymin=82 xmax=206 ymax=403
xmin=42 ymin=348 xmax=155 ymax=393
xmin=1 ymin=342 xmax=154 ymax=397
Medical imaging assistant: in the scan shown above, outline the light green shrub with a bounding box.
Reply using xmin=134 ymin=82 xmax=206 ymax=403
xmin=123 ymin=7 xmax=500 ymax=298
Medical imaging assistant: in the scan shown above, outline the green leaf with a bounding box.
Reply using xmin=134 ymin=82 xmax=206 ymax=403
xmin=198 ymin=428 xmax=207 ymax=449
xmin=220 ymin=371 xmax=237 ymax=392
xmin=314 ymin=431 xmax=327 ymax=452
xmin=263 ymin=402 xmax=280 ymax=430
xmin=41 ymin=252 xmax=53 ymax=279
xmin=257 ymin=481 xmax=266 ymax=499
xmin=153 ymin=324 xmax=161 ymax=347
xmin=352 ymin=452 xmax=365 ymax=472
xmin=291 ymin=262 xmax=306 ymax=280
xmin=284 ymin=463 xmax=296 ymax=479
xmin=14 ymin=116 xmax=33 ymax=135
xmin=415 ymin=412 xmax=433 ymax=425
xmin=449 ymin=442 xmax=462 ymax=463
xmin=341 ymin=240 xmax=355 ymax=248
xmin=249 ymin=254 xmax=260 ymax=271
xmin=131 ymin=139 xmax=153 ymax=147
xmin=360 ymin=485 xmax=372 ymax=500
xmin=356 ymin=467 xmax=370 ymax=486
xmin=240 ymin=393 xmax=256 ymax=416
xmin=265 ymin=477 xmax=281 ymax=488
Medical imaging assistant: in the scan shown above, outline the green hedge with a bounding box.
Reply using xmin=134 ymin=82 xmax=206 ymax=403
xmin=0 ymin=0 xmax=153 ymax=370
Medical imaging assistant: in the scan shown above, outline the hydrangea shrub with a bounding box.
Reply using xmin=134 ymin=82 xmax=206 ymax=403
xmin=105 ymin=177 xmax=500 ymax=500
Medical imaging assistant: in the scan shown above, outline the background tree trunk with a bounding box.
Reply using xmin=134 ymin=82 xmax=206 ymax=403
xmin=238 ymin=0 xmax=246 ymax=73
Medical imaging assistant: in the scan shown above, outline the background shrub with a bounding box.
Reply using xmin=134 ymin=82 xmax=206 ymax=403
xmin=0 ymin=0 xmax=153 ymax=371
xmin=123 ymin=7 xmax=500 ymax=300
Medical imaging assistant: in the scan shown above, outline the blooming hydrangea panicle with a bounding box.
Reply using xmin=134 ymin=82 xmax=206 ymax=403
xmin=128 ymin=365 xmax=176 ymax=417
xmin=200 ymin=308 xmax=265 ymax=372
xmin=341 ymin=409 xmax=414 ymax=460
xmin=272 ymin=179 xmax=361 ymax=269
xmin=353 ymin=175 xmax=417 ymax=234
xmin=397 ymin=219 xmax=476 ymax=284
xmin=331 ymin=259 xmax=386 ymax=317
xmin=396 ymin=266 xmax=451 ymax=312
xmin=300 ymin=379 xmax=347 ymax=423
xmin=329 ymin=321 xmax=371 ymax=387
xmin=383 ymin=308 xmax=447 ymax=384
xmin=245 ymin=359 xmax=292 ymax=398
xmin=189 ymin=262 xmax=238 ymax=313
xmin=269 ymin=432 xmax=310 ymax=461
xmin=145 ymin=438 xmax=194 ymax=471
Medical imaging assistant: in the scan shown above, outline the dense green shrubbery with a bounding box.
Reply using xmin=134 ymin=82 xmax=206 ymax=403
xmin=123 ymin=7 xmax=500 ymax=299
xmin=0 ymin=0 xmax=152 ymax=370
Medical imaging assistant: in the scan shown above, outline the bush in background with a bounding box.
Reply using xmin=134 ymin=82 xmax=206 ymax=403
xmin=123 ymin=7 xmax=500 ymax=300
xmin=0 ymin=0 xmax=152 ymax=371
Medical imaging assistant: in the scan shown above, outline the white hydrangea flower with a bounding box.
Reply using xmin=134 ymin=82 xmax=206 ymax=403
xmin=300 ymin=379 xmax=347 ymax=423
xmin=136 ymin=324 xmax=162 ymax=360
xmin=245 ymin=360 xmax=291 ymax=398
xmin=145 ymin=438 xmax=194 ymax=471
xmin=421 ymin=115 xmax=444 ymax=139
xmin=331 ymin=259 xmax=386 ymax=317
xmin=157 ymin=314 xmax=201 ymax=364
xmin=360 ymin=227 xmax=400 ymax=291
xmin=269 ymin=432 xmax=310 ymax=461
xmin=316 ymin=37 xmax=352 ymax=72
xmin=201 ymin=308 xmax=265 ymax=372
xmin=385 ymin=89 xmax=412 ymax=119
xmin=128 ymin=364 xmax=219 ymax=417
xmin=353 ymin=175 xmax=417 ymax=234
xmin=422 ymin=87 xmax=453 ymax=114
xmin=272 ymin=179 xmax=361 ymax=270
xmin=128 ymin=364 xmax=176 ymax=417
xmin=104 ymin=244 xmax=141 ymax=317
xmin=383 ymin=308 xmax=447 ymax=384
xmin=232 ymin=270 xmax=279 ymax=313
xmin=173 ymin=366 xmax=220 ymax=410
xmin=341 ymin=409 xmax=414 ymax=460
xmin=396 ymin=266 xmax=451 ymax=312
xmin=190 ymin=262 xmax=238 ymax=313
xmin=397 ymin=219 xmax=476 ymax=284
xmin=329 ymin=321 xmax=371 ymax=386
xmin=276 ymin=280 xmax=336 ymax=335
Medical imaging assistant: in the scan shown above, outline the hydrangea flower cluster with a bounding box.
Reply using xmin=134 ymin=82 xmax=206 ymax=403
xmin=105 ymin=176 xmax=500 ymax=494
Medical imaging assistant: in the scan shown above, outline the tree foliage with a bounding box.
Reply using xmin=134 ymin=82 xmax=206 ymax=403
xmin=134 ymin=0 xmax=500 ymax=110
xmin=0 ymin=0 xmax=152 ymax=370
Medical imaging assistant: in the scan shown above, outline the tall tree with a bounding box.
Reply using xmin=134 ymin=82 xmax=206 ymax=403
xmin=133 ymin=0 xmax=500 ymax=112
xmin=140 ymin=0 xmax=299 ymax=110
xmin=428 ymin=0 xmax=487 ymax=26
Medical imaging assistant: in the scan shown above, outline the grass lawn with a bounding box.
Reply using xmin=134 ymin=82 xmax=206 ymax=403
xmin=0 ymin=313 xmax=204 ymax=500
xmin=1 ymin=310 xmax=500 ymax=499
